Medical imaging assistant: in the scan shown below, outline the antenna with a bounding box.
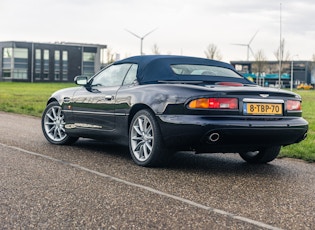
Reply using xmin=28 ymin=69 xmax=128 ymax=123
xmin=125 ymin=28 xmax=158 ymax=55
xmin=232 ymin=30 xmax=259 ymax=61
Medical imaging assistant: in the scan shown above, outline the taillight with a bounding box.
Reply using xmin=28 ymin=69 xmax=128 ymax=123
xmin=287 ymin=100 xmax=301 ymax=111
xmin=188 ymin=98 xmax=238 ymax=109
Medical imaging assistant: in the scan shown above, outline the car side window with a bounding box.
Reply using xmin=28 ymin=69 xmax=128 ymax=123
xmin=123 ymin=64 xmax=138 ymax=85
xmin=91 ymin=64 xmax=132 ymax=87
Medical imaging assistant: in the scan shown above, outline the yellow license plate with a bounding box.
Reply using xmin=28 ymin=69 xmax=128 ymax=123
xmin=244 ymin=103 xmax=283 ymax=115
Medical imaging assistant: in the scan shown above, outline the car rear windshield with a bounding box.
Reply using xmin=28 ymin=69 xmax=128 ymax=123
xmin=170 ymin=64 xmax=242 ymax=79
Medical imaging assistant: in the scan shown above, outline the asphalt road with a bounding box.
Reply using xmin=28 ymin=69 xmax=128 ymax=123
xmin=0 ymin=111 xmax=314 ymax=229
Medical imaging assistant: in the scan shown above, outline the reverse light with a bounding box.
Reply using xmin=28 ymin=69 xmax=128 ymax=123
xmin=189 ymin=98 xmax=238 ymax=109
xmin=286 ymin=100 xmax=301 ymax=111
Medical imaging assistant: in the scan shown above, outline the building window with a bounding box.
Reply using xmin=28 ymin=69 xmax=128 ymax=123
xmin=54 ymin=50 xmax=60 ymax=80
xmin=83 ymin=52 xmax=95 ymax=76
xmin=2 ymin=48 xmax=13 ymax=78
xmin=13 ymin=48 xmax=28 ymax=80
xmin=43 ymin=50 xmax=49 ymax=80
xmin=2 ymin=47 xmax=28 ymax=79
xmin=62 ymin=51 xmax=68 ymax=81
xmin=35 ymin=49 xmax=41 ymax=80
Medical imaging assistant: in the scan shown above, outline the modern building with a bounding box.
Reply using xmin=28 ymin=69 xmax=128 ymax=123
xmin=231 ymin=60 xmax=315 ymax=88
xmin=0 ymin=41 xmax=107 ymax=82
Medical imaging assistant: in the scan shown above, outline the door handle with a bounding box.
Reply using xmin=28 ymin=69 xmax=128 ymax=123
xmin=105 ymin=95 xmax=114 ymax=100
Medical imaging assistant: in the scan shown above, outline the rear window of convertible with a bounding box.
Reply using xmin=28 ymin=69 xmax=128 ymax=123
xmin=170 ymin=64 xmax=242 ymax=78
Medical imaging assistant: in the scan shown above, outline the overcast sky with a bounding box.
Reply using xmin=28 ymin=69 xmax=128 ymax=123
xmin=1 ymin=0 xmax=315 ymax=62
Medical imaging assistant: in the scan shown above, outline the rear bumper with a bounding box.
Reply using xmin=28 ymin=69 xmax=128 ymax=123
xmin=157 ymin=115 xmax=308 ymax=152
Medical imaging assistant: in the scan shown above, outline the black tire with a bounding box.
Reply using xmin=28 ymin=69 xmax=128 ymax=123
xmin=239 ymin=146 xmax=281 ymax=164
xmin=129 ymin=109 xmax=169 ymax=167
xmin=41 ymin=101 xmax=78 ymax=145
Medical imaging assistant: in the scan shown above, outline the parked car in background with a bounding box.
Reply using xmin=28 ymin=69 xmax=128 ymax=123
xmin=297 ymin=83 xmax=313 ymax=90
xmin=42 ymin=55 xmax=308 ymax=167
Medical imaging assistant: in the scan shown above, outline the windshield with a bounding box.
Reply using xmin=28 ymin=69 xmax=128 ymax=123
xmin=170 ymin=64 xmax=242 ymax=79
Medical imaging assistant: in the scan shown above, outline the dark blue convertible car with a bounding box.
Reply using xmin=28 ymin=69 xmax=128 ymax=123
xmin=42 ymin=55 xmax=308 ymax=167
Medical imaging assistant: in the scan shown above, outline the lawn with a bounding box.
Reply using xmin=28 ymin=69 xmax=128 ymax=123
xmin=0 ymin=82 xmax=314 ymax=162
xmin=0 ymin=82 xmax=75 ymax=117
xmin=279 ymin=90 xmax=315 ymax=162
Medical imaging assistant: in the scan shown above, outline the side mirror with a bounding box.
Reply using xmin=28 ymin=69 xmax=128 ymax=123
xmin=74 ymin=75 xmax=88 ymax=86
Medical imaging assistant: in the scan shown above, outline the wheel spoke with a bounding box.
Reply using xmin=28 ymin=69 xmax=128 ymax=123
xmin=143 ymin=144 xmax=149 ymax=159
xmin=60 ymin=127 xmax=66 ymax=132
xmin=45 ymin=121 xmax=55 ymax=126
xmin=132 ymin=136 xmax=143 ymax=142
xmin=134 ymin=140 xmax=144 ymax=152
xmin=138 ymin=117 xmax=144 ymax=132
xmin=143 ymin=117 xmax=148 ymax=132
xmin=133 ymin=126 xmax=142 ymax=136
xmin=53 ymin=128 xmax=58 ymax=139
xmin=51 ymin=107 xmax=57 ymax=119
xmin=139 ymin=145 xmax=145 ymax=159
xmin=48 ymin=125 xmax=55 ymax=134
xmin=145 ymin=142 xmax=152 ymax=152
xmin=57 ymin=108 xmax=62 ymax=117
xmin=46 ymin=113 xmax=55 ymax=121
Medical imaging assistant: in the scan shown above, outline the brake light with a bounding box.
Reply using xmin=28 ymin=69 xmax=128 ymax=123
xmin=287 ymin=100 xmax=301 ymax=111
xmin=216 ymin=82 xmax=244 ymax=87
xmin=189 ymin=98 xmax=238 ymax=109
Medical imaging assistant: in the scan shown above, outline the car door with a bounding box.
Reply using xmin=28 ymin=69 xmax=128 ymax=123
xmin=70 ymin=63 xmax=133 ymax=132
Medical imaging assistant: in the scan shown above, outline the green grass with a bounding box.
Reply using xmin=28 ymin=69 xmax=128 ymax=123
xmin=279 ymin=90 xmax=315 ymax=162
xmin=0 ymin=82 xmax=75 ymax=117
xmin=0 ymin=82 xmax=314 ymax=162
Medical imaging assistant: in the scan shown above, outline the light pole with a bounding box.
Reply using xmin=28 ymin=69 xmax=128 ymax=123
xmin=278 ymin=3 xmax=282 ymax=89
xmin=125 ymin=28 xmax=157 ymax=55
xmin=290 ymin=55 xmax=298 ymax=91
xmin=290 ymin=59 xmax=293 ymax=91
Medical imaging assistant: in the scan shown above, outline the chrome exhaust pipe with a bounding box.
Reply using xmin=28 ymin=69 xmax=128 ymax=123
xmin=209 ymin=133 xmax=220 ymax=142
xmin=295 ymin=132 xmax=308 ymax=143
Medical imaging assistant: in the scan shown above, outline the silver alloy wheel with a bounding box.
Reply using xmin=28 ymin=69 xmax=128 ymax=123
xmin=43 ymin=105 xmax=67 ymax=142
xmin=130 ymin=114 xmax=154 ymax=162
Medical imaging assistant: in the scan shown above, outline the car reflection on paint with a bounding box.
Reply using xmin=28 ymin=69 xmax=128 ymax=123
xmin=41 ymin=55 xmax=308 ymax=167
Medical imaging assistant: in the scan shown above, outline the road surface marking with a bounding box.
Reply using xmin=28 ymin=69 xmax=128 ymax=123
xmin=0 ymin=142 xmax=282 ymax=230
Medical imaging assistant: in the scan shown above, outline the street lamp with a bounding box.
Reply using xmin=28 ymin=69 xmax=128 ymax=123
xmin=125 ymin=28 xmax=158 ymax=55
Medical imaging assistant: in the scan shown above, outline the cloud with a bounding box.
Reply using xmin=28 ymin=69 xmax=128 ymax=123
xmin=1 ymin=0 xmax=315 ymax=61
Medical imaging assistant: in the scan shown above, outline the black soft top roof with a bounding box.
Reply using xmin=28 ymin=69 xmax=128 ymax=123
xmin=114 ymin=55 xmax=248 ymax=84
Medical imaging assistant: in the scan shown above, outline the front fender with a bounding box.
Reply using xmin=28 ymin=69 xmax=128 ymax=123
xmin=46 ymin=87 xmax=80 ymax=106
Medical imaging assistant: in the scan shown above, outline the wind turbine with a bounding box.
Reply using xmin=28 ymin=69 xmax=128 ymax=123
xmin=233 ymin=30 xmax=259 ymax=61
xmin=125 ymin=28 xmax=158 ymax=55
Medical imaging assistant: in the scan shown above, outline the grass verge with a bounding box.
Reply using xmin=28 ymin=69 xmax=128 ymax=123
xmin=279 ymin=90 xmax=315 ymax=162
xmin=0 ymin=82 xmax=314 ymax=162
xmin=0 ymin=82 xmax=74 ymax=117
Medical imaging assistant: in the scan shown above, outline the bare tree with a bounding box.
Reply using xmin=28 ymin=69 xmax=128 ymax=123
xmin=106 ymin=47 xmax=115 ymax=64
xmin=253 ymin=50 xmax=267 ymax=86
xmin=274 ymin=39 xmax=290 ymax=61
xmin=152 ymin=43 xmax=160 ymax=54
xmin=274 ymin=39 xmax=290 ymax=87
xmin=204 ymin=44 xmax=222 ymax=60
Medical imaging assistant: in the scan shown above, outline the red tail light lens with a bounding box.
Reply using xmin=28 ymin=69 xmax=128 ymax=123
xmin=216 ymin=82 xmax=244 ymax=87
xmin=287 ymin=100 xmax=301 ymax=111
xmin=189 ymin=98 xmax=238 ymax=109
